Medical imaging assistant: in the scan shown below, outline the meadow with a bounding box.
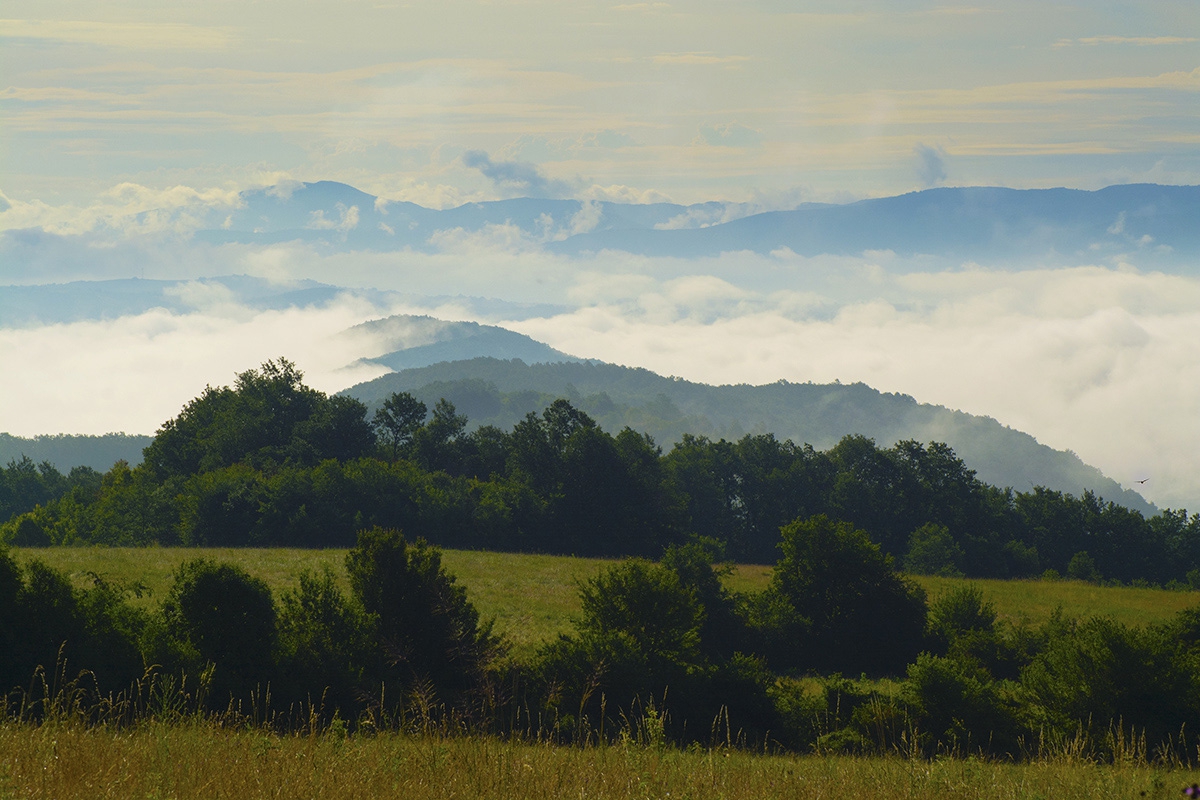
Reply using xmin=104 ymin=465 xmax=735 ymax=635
xmin=0 ymin=719 xmax=1193 ymax=800
xmin=11 ymin=547 xmax=1198 ymax=659
xmin=7 ymin=545 xmax=1200 ymax=796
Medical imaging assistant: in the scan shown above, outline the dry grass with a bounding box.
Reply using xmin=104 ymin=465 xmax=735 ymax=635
xmin=0 ymin=721 xmax=1190 ymax=800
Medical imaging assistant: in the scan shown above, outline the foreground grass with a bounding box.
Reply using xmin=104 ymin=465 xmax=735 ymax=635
xmin=0 ymin=722 xmax=1191 ymax=800
xmin=12 ymin=548 xmax=1199 ymax=659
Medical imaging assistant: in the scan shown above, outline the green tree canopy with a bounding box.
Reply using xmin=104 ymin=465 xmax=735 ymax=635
xmin=143 ymin=358 xmax=374 ymax=479
xmin=345 ymin=527 xmax=498 ymax=708
xmin=763 ymin=514 xmax=927 ymax=676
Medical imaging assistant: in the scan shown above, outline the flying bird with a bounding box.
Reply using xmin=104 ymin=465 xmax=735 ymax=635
xmin=1135 ymin=478 xmax=1149 ymax=484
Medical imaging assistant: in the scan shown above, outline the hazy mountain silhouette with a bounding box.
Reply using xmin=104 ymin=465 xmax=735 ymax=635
xmin=0 ymin=433 xmax=152 ymax=472
xmin=346 ymin=314 xmax=585 ymax=372
xmin=191 ymin=181 xmax=1200 ymax=268
xmin=553 ymin=184 xmax=1200 ymax=263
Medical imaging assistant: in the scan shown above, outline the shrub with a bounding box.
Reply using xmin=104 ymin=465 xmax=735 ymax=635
xmin=346 ymin=527 xmax=499 ymax=711
xmin=1019 ymin=616 xmax=1198 ymax=753
xmin=761 ymin=514 xmax=927 ymax=676
xmin=903 ymin=523 xmax=966 ymax=577
xmin=1066 ymin=550 xmax=1101 ymax=582
xmin=902 ymin=653 xmax=1020 ymax=756
xmin=276 ymin=567 xmax=372 ymax=717
xmin=161 ymin=559 xmax=277 ymax=704
xmin=535 ymin=554 xmax=775 ymax=745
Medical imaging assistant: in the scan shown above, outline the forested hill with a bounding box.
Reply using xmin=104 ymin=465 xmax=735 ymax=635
xmin=343 ymin=357 xmax=1153 ymax=514
xmin=0 ymin=433 xmax=152 ymax=472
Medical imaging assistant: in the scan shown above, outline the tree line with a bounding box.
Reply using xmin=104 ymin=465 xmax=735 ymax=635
xmin=5 ymin=521 xmax=1200 ymax=761
xmin=3 ymin=358 xmax=1199 ymax=587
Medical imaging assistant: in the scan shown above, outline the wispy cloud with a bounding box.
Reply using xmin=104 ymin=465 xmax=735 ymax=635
xmin=462 ymin=150 xmax=576 ymax=198
xmin=651 ymin=52 xmax=750 ymax=66
xmin=1055 ymin=35 xmax=1199 ymax=47
xmin=693 ymin=123 xmax=763 ymax=148
xmin=913 ymin=143 xmax=948 ymax=187
xmin=0 ymin=18 xmax=235 ymax=50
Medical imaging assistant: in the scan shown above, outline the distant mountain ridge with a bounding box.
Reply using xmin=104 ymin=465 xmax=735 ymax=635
xmin=343 ymin=357 xmax=1156 ymax=515
xmin=191 ymin=180 xmax=1200 ymax=268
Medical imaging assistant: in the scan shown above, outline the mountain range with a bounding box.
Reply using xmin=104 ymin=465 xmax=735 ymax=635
xmin=189 ymin=180 xmax=1200 ymax=268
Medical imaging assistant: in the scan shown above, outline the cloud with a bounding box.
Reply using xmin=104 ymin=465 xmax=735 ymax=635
xmin=1055 ymin=35 xmax=1199 ymax=47
xmin=581 ymin=184 xmax=673 ymax=204
xmin=0 ymin=18 xmax=234 ymax=50
xmin=576 ymin=130 xmax=638 ymax=149
xmin=8 ymin=208 xmax=1200 ymax=512
xmin=0 ymin=182 xmax=242 ymax=236
xmin=462 ymin=151 xmax=575 ymax=198
xmin=913 ymin=143 xmax=948 ymax=187
xmin=497 ymin=261 xmax=1200 ymax=511
xmin=652 ymin=52 xmax=751 ymax=67
xmin=694 ymin=123 xmax=763 ymax=148
xmin=0 ymin=296 xmax=395 ymax=437
xmin=307 ymin=203 xmax=360 ymax=233
xmin=568 ymin=200 xmax=603 ymax=236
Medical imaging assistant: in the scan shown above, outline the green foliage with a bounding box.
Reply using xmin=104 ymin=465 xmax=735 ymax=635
xmin=928 ymin=584 xmax=996 ymax=643
xmin=0 ymin=554 xmax=146 ymax=699
xmin=761 ymin=514 xmax=927 ymax=676
xmin=1066 ymin=550 xmax=1101 ymax=582
xmin=7 ymin=357 xmax=1200 ymax=592
xmin=276 ymin=567 xmax=371 ymax=715
xmin=346 ymin=527 xmax=498 ymax=709
xmin=902 ymin=653 xmax=1020 ymax=756
xmin=161 ymin=559 xmax=277 ymax=703
xmin=535 ymin=547 xmax=775 ymax=745
xmin=372 ymin=391 xmax=427 ymax=462
xmin=1019 ymin=616 xmax=1200 ymax=754
xmin=903 ymin=523 xmax=966 ymax=577
xmin=143 ymin=358 xmax=374 ymax=480
xmin=576 ymin=558 xmax=704 ymax=668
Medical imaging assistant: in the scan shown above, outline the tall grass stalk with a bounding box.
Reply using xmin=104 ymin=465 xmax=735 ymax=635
xmin=0 ymin=719 xmax=1191 ymax=800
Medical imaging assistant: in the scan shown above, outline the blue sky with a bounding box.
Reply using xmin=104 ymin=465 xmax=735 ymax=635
xmin=2 ymin=1 xmax=1198 ymax=209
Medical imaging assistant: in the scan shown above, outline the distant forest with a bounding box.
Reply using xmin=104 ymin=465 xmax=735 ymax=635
xmin=3 ymin=358 xmax=1198 ymax=587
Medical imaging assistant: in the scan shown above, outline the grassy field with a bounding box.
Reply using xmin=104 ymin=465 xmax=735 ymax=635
xmin=11 ymin=547 xmax=1199 ymax=659
xmin=0 ymin=721 xmax=1192 ymax=800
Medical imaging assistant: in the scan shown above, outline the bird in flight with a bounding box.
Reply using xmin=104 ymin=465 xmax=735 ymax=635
xmin=1135 ymin=478 xmax=1149 ymax=484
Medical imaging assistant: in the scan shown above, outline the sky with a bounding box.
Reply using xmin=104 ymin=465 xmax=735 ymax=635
xmin=2 ymin=1 xmax=1200 ymax=510
xmin=3 ymin=1 xmax=1199 ymax=207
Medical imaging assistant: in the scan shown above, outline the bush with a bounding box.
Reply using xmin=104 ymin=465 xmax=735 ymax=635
xmin=161 ymin=559 xmax=277 ymax=704
xmin=346 ymin=527 xmax=499 ymax=711
xmin=761 ymin=514 xmax=927 ymax=676
xmin=1019 ymin=616 xmax=1198 ymax=753
xmin=534 ymin=554 xmax=775 ymax=745
xmin=903 ymin=523 xmax=966 ymax=577
xmin=902 ymin=653 xmax=1020 ymax=756
xmin=1066 ymin=550 xmax=1101 ymax=582
xmin=576 ymin=558 xmax=703 ymax=668
xmin=276 ymin=567 xmax=372 ymax=717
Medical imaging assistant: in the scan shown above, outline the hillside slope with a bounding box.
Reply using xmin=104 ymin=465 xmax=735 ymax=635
xmin=344 ymin=357 xmax=1155 ymax=514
